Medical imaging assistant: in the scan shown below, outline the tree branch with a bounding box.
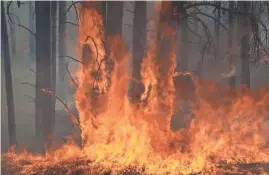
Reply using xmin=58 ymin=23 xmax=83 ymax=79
xmin=65 ymin=1 xmax=81 ymax=21
xmin=58 ymin=55 xmax=83 ymax=64
xmin=21 ymin=82 xmax=36 ymax=88
xmin=63 ymin=21 xmax=79 ymax=27
xmin=18 ymin=24 xmax=36 ymax=37
xmin=124 ymin=24 xmax=133 ymax=28
xmin=125 ymin=9 xmax=134 ymax=13
xmin=29 ymin=68 xmax=36 ymax=74
xmin=189 ymin=11 xmax=228 ymax=31
xmin=65 ymin=63 xmax=78 ymax=88
xmin=24 ymin=95 xmax=35 ymax=102
xmin=40 ymin=88 xmax=82 ymax=133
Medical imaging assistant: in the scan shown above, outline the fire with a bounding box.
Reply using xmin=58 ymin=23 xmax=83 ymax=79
xmin=3 ymin=2 xmax=269 ymax=175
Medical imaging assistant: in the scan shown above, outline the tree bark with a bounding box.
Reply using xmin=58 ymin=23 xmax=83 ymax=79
xmin=29 ymin=1 xmax=35 ymax=55
xmin=106 ymin=1 xmax=123 ymax=37
xmin=238 ymin=2 xmax=251 ymax=89
xmin=156 ymin=2 xmax=178 ymax=100
xmin=1 ymin=1 xmax=17 ymax=146
xmin=131 ymin=1 xmax=147 ymax=103
xmin=214 ymin=2 xmax=221 ymax=60
xmin=105 ymin=1 xmax=123 ymax=88
xmin=228 ymin=1 xmax=236 ymax=89
xmin=50 ymin=1 xmax=57 ymax=134
xmin=58 ymin=1 xmax=68 ymax=102
xmin=172 ymin=2 xmax=191 ymax=101
xmin=10 ymin=2 xmax=16 ymax=55
xmin=35 ymin=1 xmax=53 ymax=149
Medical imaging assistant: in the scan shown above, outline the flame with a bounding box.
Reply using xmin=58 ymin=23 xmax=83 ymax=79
xmin=3 ymin=2 xmax=269 ymax=175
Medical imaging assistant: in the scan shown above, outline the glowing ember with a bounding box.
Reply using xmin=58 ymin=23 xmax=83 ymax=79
xmin=3 ymin=2 xmax=269 ymax=175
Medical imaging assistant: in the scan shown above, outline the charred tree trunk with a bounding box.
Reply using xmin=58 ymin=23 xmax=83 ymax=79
xmin=58 ymin=1 xmax=68 ymax=102
xmin=214 ymin=2 xmax=221 ymax=60
xmin=176 ymin=3 xmax=188 ymax=74
xmin=104 ymin=2 xmax=123 ymax=88
xmin=238 ymin=2 xmax=251 ymax=89
xmin=35 ymin=1 xmax=53 ymax=149
xmin=131 ymin=1 xmax=147 ymax=103
xmin=228 ymin=1 xmax=236 ymax=89
xmin=156 ymin=2 xmax=178 ymax=101
xmin=29 ymin=1 xmax=35 ymax=55
xmin=50 ymin=1 xmax=57 ymax=134
xmin=1 ymin=1 xmax=17 ymax=146
xmin=106 ymin=2 xmax=123 ymax=37
xmin=172 ymin=2 xmax=191 ymax=101
xmin=10 ymin=2 xmax=16 ymax=55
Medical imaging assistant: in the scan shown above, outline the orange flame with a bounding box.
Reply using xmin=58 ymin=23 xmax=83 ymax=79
xmin=3 ymin=2 xmax=269 ymax=175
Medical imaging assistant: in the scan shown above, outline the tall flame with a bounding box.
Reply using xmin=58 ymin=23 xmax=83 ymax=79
xmin=3 ymin=2 xmax=269 ymax=175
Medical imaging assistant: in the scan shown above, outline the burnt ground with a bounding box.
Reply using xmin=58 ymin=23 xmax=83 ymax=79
xmin=2 ymin=159 xmax=269 ymax=175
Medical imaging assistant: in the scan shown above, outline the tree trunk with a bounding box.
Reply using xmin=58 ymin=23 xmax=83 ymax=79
xmin=131 ymin=1 xmax=147 ymax=103
xmin=29 ymin=1 xmax=35 ymax=56
xmin=1 ymin=1 xmax=17 ymax=146
xmin=10 ymin=2 xmax=16 ymax=55
xmin=35 ymin=1 xmax=53 ymax=150
xmin=156 ymin=1 xmax=178 ymax=100
xmin=228 ymin=1 xmax=236 ymax=89
xmin=105 ymin=1 xmax=123 ymax=88
xmin=173 ymin=2 xmax=190 ymax=100
xmin=50 ymin=1 xmax=57 ymax=134
xmin=214 ymin=2 xmax=221 ymax=60
xmin=106 ymin=2 xmax=123 ymax=37
xmin=238 ymin=2 xmax=251 ymax=89
xmin=58 ymin=1 xmax=68 ymax=102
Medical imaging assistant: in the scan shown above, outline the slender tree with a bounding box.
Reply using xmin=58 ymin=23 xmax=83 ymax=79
xmin=35 ymin=1 xmax=53 ymax=149
xmin=50 ymin=1 xmax=57 ymax=133
xmin=29 ymin=1 xmax=35 ymax=55
xmin=238 ymin=2 xmax=251 ymax=89
xmin=10 ymin=2 xmax=16 ymax=55
xmin=131 ymin=1 xmax=147 ymax=103
xmin=228 ymin=1 xmax=236 ymax=89
xmin=58 ymin=1 xmax=68 ymax=101
xmin=1 ymin=1 xmax=17 ymax=146
xmin=214 ymin=2 xmax=221 ymax=59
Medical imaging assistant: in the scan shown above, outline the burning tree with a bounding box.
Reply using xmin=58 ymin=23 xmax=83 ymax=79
xmin=2 ymin=1 xmax=269 ymax=175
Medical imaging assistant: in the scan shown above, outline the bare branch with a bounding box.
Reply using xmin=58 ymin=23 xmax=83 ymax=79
xmin=40 ymin=88 xmax=82 ymax=133
xmin=24 ymin=95 xmax=35 ymax=102
xmin=189 ymin=11 xmax=228 ymax=31
xmin=21 ymin=82 xmax=36 ymax=88
xmin=188 ymin=14 xmax=215 ymax=57
xmin=29 ymin=68 xmax=36 ymax=74
xmin=18 ymin=24 xmax=36 ymax=37
xmin=125 ymin=9 xmax=134 ymax=13
xmin=201 ymin=40 xmax=210 ymax=63
xmin=6 ymin=1 xmax=13 ymax=23
xmin=65 ymin=1 xmax=81 ymax=21
xmin=124 ymin=24 xmax=133 ymax=28
xmin=58 ymin=55 xmax=83 ymax=64
xmin=85 ymin=36 xmax=99 ymax=62
xmin=65 ymin=64 xmax=78 ymax=88
xmin=184 ymin=2 xmax=214 ymax=11
xmin=187 ymin=19 xmax=203 ymax=39
xmin=9 ymin=13 xmax=20 ymax=24
xmin=64 ymin=21 xmax=79 ymax=27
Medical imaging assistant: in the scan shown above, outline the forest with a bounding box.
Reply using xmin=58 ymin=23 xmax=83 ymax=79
xmin=1 ymin=1 xmax=269 ymax=175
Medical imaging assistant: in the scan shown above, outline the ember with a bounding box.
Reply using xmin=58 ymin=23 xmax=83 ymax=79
xmin=2 ymin=1 xmax=269 ymax=175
